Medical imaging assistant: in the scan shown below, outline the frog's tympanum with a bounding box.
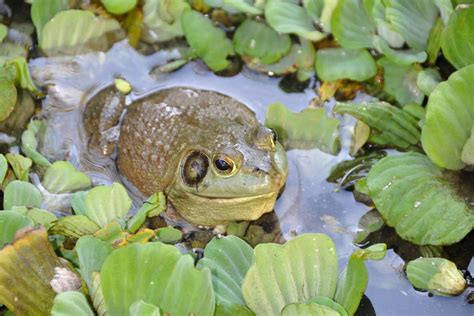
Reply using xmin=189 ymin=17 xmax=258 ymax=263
xmin=85 ymin=87 xmax=288 ymax=226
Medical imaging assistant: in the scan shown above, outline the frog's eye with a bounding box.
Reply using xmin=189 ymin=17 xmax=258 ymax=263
xmin=182 ymin=151 xmax=209 ymax=186
xmin=213 ymin=155 xmax=235 ymax=176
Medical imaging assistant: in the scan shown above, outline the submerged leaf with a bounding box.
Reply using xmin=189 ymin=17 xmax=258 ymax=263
xmin=265 ymin=103 xmax=340 ymax=154
xmin=51 ymin=291 xmax=94 ymax=316
xmin=101 ymin=242 xmax=215 ymax=316
xmin=315 ymin=48 xmax=377 ymax=82
xmin=242 ymin=234 xmax=338 ymax=315
xmin=441 ymin=5 xmax=474 ymax=69
xmin=406 ymin=257 xmax=467 ymax=296
xmin=43 ymin=161 xmax=91 ymax=194
xmin=40 ymin=10 xmax=125 ymax=56
xmin=366 ymin=152 xmax=474 ymax=245
xmin=421 ymin=64 xmax=474 ymax=170
xmin=197 ymin=236 xmax=254 ymax=314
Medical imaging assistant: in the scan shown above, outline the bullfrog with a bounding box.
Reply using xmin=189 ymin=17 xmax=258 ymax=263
xmin=84 ymin=87 xmax=288 ymax=226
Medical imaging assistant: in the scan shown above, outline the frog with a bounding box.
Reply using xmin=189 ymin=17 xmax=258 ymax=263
xmin=84 ymin=87 xmax=288 ymax=226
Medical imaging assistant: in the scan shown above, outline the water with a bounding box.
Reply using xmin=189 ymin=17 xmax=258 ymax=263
xmin=29 ymin=41 xmax=472 ymax=315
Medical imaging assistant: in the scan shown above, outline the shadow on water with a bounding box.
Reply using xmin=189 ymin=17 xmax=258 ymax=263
xmin=29 ymin=41 xmax=472 ymax=315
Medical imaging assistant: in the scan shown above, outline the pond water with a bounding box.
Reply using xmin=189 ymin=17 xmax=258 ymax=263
xmin=29 ymin=41 xmax=472 ymax=315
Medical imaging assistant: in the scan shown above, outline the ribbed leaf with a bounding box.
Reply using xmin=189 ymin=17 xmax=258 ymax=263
xmin=142 ymin=0 xmax=190 ymax=43
xmin=43 ymin=161 xmax=91 ymax=194
xmin=421 ymin=64 xmax=474 ymax=170
xmin=101 ymin=242 xmax=215 ymax=316
xmin=49 ymin=215 xmax=101 ymax=239
xmin=197 ymin=236 xmax=254 ymax=314
xmin=31 ymin=0 xmax=69 ymax=41
xmin=3 ymin=180 xmax=42 ymax=210
xmin=130 ymin=300 xmax=161 ymax=316
xmin=51 ymin=291 xmax=94 ymax=316
xmin=334 ymin=102 xmax=421 ymax=148
xmin=366 ymin=152 xmax=474 ymax=245
xmin=242 ymin=234 xmax=338 ymax=316
xmin=281 ymin=302 xmax=340 ymax=315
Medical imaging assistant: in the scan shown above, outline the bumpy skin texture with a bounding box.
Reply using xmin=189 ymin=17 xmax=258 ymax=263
xmin=85 ymin=87 xmax=288 ymax=226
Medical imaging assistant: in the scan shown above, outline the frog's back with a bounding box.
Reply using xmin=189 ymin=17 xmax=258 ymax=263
xmin=117 ymin=88 xmax=259 ymax=196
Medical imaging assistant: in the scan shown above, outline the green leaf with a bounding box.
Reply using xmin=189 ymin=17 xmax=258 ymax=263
xmin=265 ymin=103 xmax=340 ymax=154
xmin=315 ymin=48 xmax=377 ymax=82
xmin=205 ymin=0 xmax=262 ymax=15
xmin=462 ymin=127 xmax=474 ymax=165
xmin=127 ymin=192 xmax=166 ymax=233
xmin=378 ymin=57 xmax=423 ymax=105
xmin=406 ymin=257 xmax=467 ymax=296
xmin=233 ymin=19 xmax=291 ymax=65
xmin=49 ymin=215 xmax=101 ymax=239
xmin=416 ymin=68 xmax=442 ymax=96
xmin=43 ymin=161 xmax=92 ymax=194
xmin=441 ymin=5 xmax=474 ymax=69
xmin=426 ymin=18 xmax=444 ymax=64
xmin=0 ymin=24 xmax=6 ymax=43
xmin=51 ymin=291 xmax=94 ymax=316
xmin=3 ymin=180 xmax=42 ymax=210
xmin=31 ymin=0 xmax=69 ymax=42
xmin=366 ymin=152 xmax=474 ymax=245
xmin=334 ymin=102 xmax=421 ymax=148
xmin=83 ymin=182 xmax=132 ymax=227
xmin=6 ymin=153 xmax=32 ymax=182
xmin=385 ymin=0 xmax=438 ymax=51
xmin=197 ymin=236 xmax=254 ymax=314
xmin=40 ymin=10 xmax=125 ymax=56
xmin=155 ymin=226 xmax=183 ymax=244
xmin=101 ymin=242 xmax=215 ymax=316
xmin=421 ymin=64 xmax=474 ymax=170
xmin=265 ymin=0 xmax=326 ymax=41
xmin=19 ymin=207 xmax=57 ymax=230
xmin=5 ymin=57 xmax=41 ymax=94
xmin=435 ymin=0 xmax=454 ymax=26
xmin=142 ymin=0 xmax=190 ymax=43
xmin=371 ymin=0 xmax=404 ymax=48
xmin=0 ymin=211 xmax=34 ymax=248
xmin=281 ymin=302 xmax=340 ymax=315
xmin=373 ymin=36 xmax=427 ymax=65
xmin=310 ymin=297 xmax=348 ymax=316
xmin=181 ymin=10 xmax=234 ymax=72
xmin=331 ymin=0 xmax=376 ymax=49
xmin=242 ymin=234 xmax=338 ymax=316
xmin=0 ymin=154 xmax=7 ymax=184
xmin=101 ymin=0 xmax=138 ymax=15
xmin=21 ymin=120 xmax=52 ymax=168
xmin=130 ymin=300 xmax=161 ymax=316
xmin=0 ymin=73 xmax=17 ymax=122
xmin=76 ymin=236 xmax=114 ymax=292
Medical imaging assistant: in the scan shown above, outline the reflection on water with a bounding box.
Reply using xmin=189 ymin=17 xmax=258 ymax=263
xmin=30 ymin=41 xmax=472 ymax=315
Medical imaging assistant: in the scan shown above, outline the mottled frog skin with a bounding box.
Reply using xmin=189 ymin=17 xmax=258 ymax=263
xmin=84 ymin=87 xmax=288 ymax=226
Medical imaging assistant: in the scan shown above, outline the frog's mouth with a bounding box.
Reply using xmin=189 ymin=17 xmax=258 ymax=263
xmin=186 ymin=191 xmax=278 ymax=203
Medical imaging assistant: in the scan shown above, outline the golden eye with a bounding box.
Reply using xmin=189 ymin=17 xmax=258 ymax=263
xmin=213 ymin=155 xmax=235 ymax=175
xmin=182 ymin=151 xmax=209 ymax=186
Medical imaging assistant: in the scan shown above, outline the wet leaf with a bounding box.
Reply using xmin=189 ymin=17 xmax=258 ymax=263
xmin=101 ymin=0 xmax=138 ymax=15
xmin=0 ymin=211 xmax=34 ymax=248
xmin=378 ymin=58 xmax=423 ymax=105
xmin=83 ymin=182 xmax=132 ymax=227
xmin=40 ymin=10 xmax=125 ymax=56
xmin=334 ymin=102 xmax=421 ymax=148
xmin=265 ymin=0 xmax=326 ymax=41
xmin=101 ymin=242 xmax=215 ymax=315
xmin=441 ymin=5 xmax=474 ymax=69
xmin=331 ymin=0 xmax=375 ymax=49
xmin=31 ymin=0 xmax=69 ymax=42
xmin=154 ymin=226 xmax=183 ymax=244
xmin=130 ymin=300 xmax=161 ymax=316
xmin=76 ymin=236 xmax=114 ymax=293
xmin=182 ymin=10 xmax=234 ymax=71
xmin=197 ymin=236 xmax=254 ymax=314
xmin=142 ymin=0 xmax=190 ymax=43
xmin=366 ymin=152 xmax=474 ymax=245
xmin=315 ymin=48 xmax=377 ymax=82
xmin=0 ymin=228 xmax=76 ymax=315
xmin=242 ymin=234 xmax=338 ymax=315
xmin=21 ymin=120 xmax=52 ymax=168
xmin=406 ymin=257 xmax=467 ymax=296
xmin=49 ymin=215 xmax=101 ymax=239
xmin=421 ymin=64 xmax=474 ymax=170
xmin=353 ymin=210 xmax=385 ymax=244
xmin=233 ymin=19 xmax=291 ymax=65
xmin=385 ymin=0 xmax=438 ymax=51
xmin=334 ymin=244 xmax=386 ymax=315
xmin=127 ymin=192 xmax=166 ymax=233
xmin=3 ymin=180 xmax=42 ymax=210
xmin=51 ymin=291 xmax=94 ymax=316
xmin=43 ymin=161 xmax=92 ymax=194
xmin=265 ymin=102 xmax=340 ymax=154
xmin=281 ymin=302 xmax=340 ymax=315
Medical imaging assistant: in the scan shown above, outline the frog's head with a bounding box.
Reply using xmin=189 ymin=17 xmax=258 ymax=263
xmin=167 ymin=125 xmax=288 ymax=226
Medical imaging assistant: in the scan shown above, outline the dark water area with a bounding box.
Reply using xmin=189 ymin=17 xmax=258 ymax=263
xmin=29 ymin=41 xmax=472 ymax=315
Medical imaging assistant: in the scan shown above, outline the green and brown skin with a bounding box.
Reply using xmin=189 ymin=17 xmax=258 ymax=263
xmin=85 ymin=87 xmax=288 ymax=226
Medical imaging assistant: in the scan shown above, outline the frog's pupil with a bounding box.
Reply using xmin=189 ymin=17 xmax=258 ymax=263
xmin=215 ymin=159 xmax=230 ymax=171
